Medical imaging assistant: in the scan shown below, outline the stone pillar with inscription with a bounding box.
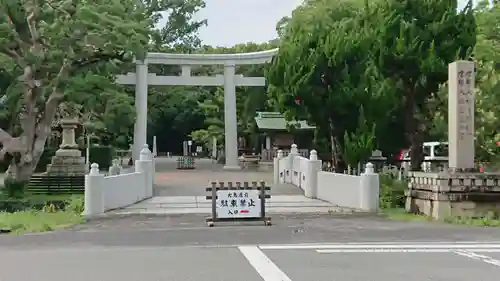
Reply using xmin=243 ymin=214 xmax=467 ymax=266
xmin=448 ymin=60 xmax=475 ymax=172
xmin=405 ymin=61 xmax=500 ymax=220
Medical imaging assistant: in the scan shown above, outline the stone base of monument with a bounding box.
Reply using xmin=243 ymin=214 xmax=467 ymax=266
xmin=45 ymin=148 xmax=86 ymax=176
xmin=405 ymin=171 xmax=500 ymax=220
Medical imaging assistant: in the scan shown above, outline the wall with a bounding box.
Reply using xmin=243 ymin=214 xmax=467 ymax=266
xmin=102 ymin=172 xmax=144 ymax=211
xmin=83 ymin=146 xmax=154 ymax=217
xmin=316 ymin=172 xmax=363 ymax=210
xmin=406 ymin=171 xmax=500 ymax=219
xmin=275 ymin=144 xmax=380 ymax=212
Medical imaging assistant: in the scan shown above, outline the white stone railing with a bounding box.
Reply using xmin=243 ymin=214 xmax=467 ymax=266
xmin=274 ymin=144 xmax=379 ymax=212
xmin=261 ymin=148 xmax=309 ymax=162
xmin=83 ymin=145 xmax=154 ymax=217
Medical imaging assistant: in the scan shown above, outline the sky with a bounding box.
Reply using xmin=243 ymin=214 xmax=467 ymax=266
xmin=193 ymin=0 xmax=303 ymax=47
xmin=193 ymin=0 xmax=471 ymax=47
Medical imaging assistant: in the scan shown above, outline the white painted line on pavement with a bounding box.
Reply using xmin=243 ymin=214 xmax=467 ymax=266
xmin=238 ymin=246 xmax=292 ymax=281
xmin=317 ymin=249 xmax=500 ymax=253
xmin=318 ymin=249 xmax=450 ymax=253
xmin=454 ymin=250 xmax=500 ymax=267
xmin=260 ymin=243 xmax=500 ymax=250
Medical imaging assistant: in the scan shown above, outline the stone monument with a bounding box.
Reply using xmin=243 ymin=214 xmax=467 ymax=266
xmin=405 ymin=61 xmax=500 ymax=219
xmin=45 ymin=118 xmax=86 ymax=175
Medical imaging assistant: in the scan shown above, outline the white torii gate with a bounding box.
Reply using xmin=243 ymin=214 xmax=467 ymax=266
xmin=116 ymin=49 xmax=279 ymax=170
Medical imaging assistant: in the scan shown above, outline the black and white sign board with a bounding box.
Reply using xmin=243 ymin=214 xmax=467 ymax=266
xmin=216 ymin=190 xmax=260 ymax=218
xmin=206 ymin=181 xmax=271 ymax=227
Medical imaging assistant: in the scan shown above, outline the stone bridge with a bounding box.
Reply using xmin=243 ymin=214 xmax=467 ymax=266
xmin=109 ymin=157 xmax=343 ymax=215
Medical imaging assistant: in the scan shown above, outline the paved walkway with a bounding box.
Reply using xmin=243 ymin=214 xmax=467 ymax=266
xmin=153 ymin=167 xmax=285 ymax=196
xmin=109 ymin=194 xmax=351 ymax=215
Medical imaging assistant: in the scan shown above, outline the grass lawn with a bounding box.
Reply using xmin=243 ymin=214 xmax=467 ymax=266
xmin=381 ymin=208 xmax=434 ymax=222
xmin=381 ymin=208 xmax=500 ymax=227
xmin=0 ymin=192 xmax=85 ymax=234
xmin=0 ymin=210 xmax=84 ymax=234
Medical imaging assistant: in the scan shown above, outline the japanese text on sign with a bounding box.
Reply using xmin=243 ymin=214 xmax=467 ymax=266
xmin=216 ymin=190 xmax=261 ymax=219
xmin=457 ymin=70 xmax=474 ymax=140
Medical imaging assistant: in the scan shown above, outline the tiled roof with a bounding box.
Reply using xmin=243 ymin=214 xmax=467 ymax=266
xmin=254 ymin=112 xmax=315 ymax=130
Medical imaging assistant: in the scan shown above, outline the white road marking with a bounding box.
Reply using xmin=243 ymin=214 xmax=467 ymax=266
xmin=318 ymin=249 xmax=449 ymax=253
xmin=238 ymin=245 xmax=292 ymax=281
xmin=259 ymin=243 xmax=500 ymax=250
xmin=317 ymin=249 xmax=500 ymax=253
xmin=454 ymin=250 xmax=500 ymax=267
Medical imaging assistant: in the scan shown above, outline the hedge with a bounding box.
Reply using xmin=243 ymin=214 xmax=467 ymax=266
xmin=88 ymin=146 xmax=115 ymax=170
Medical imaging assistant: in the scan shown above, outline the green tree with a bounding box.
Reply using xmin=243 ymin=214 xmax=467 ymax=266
xmin=0 ymin=0 xmax=208 ymax=185
xmin=343 ymin=107 xmax=376 ymax=168
xmin=0 ymin=0 xmax=151 ymax=185
xmin=189 ymin=88 xmax=225 ymax=153
xmin=149 ymin=87 xmax=207 ymax=153
xmin=371 ymin=0 xmax=476 ymax=170
xmin=267 ymin=0 xmax=391 ymax=171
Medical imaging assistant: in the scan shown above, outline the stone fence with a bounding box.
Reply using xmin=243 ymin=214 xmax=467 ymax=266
xmin=274 ymin=144 xmax=380 ymax=212
xmin=83 ymin=145 xmax=154 ymax=217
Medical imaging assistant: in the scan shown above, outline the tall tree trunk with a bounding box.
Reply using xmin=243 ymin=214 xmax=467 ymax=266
xmin=1 ymin=91 xmax=61 ymax=189
xmin=328 ymin=119 xmax=346 ymax=173
xmin=4 ymin=127 xmax=50 ymax=190
xmin=405 ymin=88 xmax=424 ymax=171
xmin=409 ymin=131 xmax=424 ymax=171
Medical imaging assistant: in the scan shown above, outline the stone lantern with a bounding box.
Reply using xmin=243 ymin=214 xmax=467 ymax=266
xmin=46 ymin=118 xmax=86 ymax=175
xmin=368 ymin=150 xmax=387 ymax=172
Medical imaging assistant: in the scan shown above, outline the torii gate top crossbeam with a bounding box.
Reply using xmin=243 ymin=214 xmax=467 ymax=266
xmin=143 ymin=48 xmax=279 ymax=65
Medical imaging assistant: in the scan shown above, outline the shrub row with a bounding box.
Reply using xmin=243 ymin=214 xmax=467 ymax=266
xmin=0 ymin=195 xmax=84 ymax=213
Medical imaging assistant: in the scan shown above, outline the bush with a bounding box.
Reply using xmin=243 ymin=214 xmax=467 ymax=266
xmin=379 ymin=173 xmax=407 ymax=209
xmin=3 ymin=178 xmax=27 ymax=199
xmin=0 ymin=160 xmax=8 ymax=173
xmin=65 ymin=195 xmax=84 ymax=214
xmin=89 ymin=145 xmax=116 ymax=170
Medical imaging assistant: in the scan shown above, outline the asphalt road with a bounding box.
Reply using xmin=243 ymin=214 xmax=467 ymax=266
xmin=3 ymin=243 xmax=500 ymax=281
xmin=1 ymin=213 xmax=500 ymax=280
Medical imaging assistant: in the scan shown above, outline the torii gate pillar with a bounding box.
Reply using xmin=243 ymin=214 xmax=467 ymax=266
xmin=133 ymin=60 xmax=148 ymax=162
xmin=223 ymin=64 xmax=238 ymax=169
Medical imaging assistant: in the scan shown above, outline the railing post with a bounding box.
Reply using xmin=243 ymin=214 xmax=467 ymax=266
xmin=83 ymin=163 xmax=105 ymax=217
xmin=304 ymin=150 xmax=322 ymax=198
xmin=360 ymin=162 xmax=380 ymax=212
xmin=288 ymin=144 xmax=299 ymax=184
xmin=273 ymin=149 xmax=284 ymax=184
xmin=136 ymin=144 xmax=153 ymax=199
